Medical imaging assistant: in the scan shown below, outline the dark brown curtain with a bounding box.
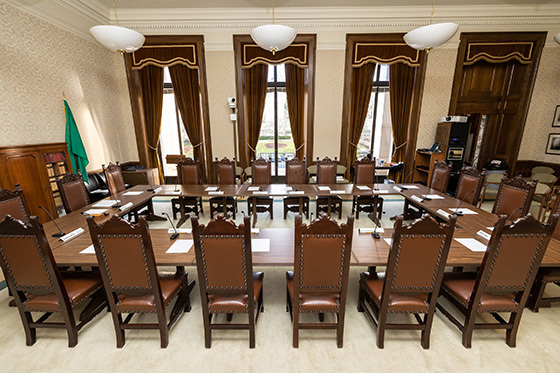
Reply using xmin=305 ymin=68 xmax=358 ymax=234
xmin=245 ymin=64 xmax=269 ymax=161
xmin=139 ymin=65 xmax=164 ymax=183
xmin=346 ymin=63 xmax=376 ymax=176
xmin=389 ymin=63 xmax=416 ymax=166
xmin=285 ymin=64 xmax=306 ymax=160
xmin=169 ymin=65 xmax=204 ymax=181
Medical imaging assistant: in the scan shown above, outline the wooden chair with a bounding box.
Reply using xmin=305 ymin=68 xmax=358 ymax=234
xmin=436 ymin=213 xmax=558 ymax=348
xmin=429 ymin=160 xmax=452 ymax=193
xmin=286 ymin=214 xmax=354 ymax=348
xmin=171 ymin=158 xmax=203 ymax=219
xmin=455 ymin=166 xmax=486 ymax=206
xmin=247 ymin=158 xmax=274 ymax=219
xmin=0 ymin=184 xmax=31 ymax=223
xmin=492 ymin=175 xmax=537 ymax=222
xmin=102 ymin=162 xmax=126 ymax=195
xmin=477 ymin=172 xmax=504 ymax=207
xmin=87 ymin=215 xmax=195 ymax=348
xmin=56 ymin=172 xmax=90 ymax=213
xmin=530 ymin=173 xmax=558 ymax=220
xmin=358 ymin=214 xmax=456 ymax=349
xmin=191 ymin=215 xmax=264 ymax=348
xmin=209 ymin=157 xmax=237 ymax=219
xmin=532 ymin=166 xmax=555 ymax=175
xmin=0 ymin=215 xmax=107 ymax=347
xmin=315 ymin=157 xmax=343 ymax=219
xmin=283 ymin=157 xmax=310 ymax=219
xmin=351 ymin=157 xmax=383 ymax=220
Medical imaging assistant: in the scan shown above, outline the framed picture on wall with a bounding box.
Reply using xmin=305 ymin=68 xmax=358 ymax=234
xmin=553 ymin=105 xmax=560 ymax=127
xmin=546 ymin=133 xmax=560 ymax=155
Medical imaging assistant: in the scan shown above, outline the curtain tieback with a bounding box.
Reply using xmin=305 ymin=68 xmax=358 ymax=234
xmin=246 ymin=143 xmax=257 ymax=153
xmin=192 ymin=141 xmax=204 ymax=148
xmin=147 ymin=144 xmax=158 ymax=152
xmin=295 ymin=142 xmax=305 ymax=152
xmin=348 ymin=141 xmax=358 ymax=148
xmin=394 ymin=141 xmax=407 ymax=151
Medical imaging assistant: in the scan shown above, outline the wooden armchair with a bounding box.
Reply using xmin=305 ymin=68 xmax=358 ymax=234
xmin=87 ymin=215 xmax=195 ymax=348
xmin=102 ymin=162 xmax=126 ymax=195
xmin=191 ymin=215 xmax=264 ymax=348
xmin=436 ymin=213 xmax=558 ymax=348
xmin=247 ymin=157 xmax=274 ymax=219
xmin=429 ymin=160 xmax=452 ymax=193
xmin=0 ymin=215 xmax=106 ymax=347
xmin=0 ymin=184 xmax=31 ymax=223
xmin=358 ymin=214 xmax=456 ymax=349
xmin=315 ymin=156 xmax=343 ymax=219
xmin=286 ymin=214 xmax=354 ymax=348
xmin=209 ymin=157 xmax=237 ymax=219
xmin=171 ymin=158 xmax=203 ymax=219
xmin=283 ymin=157 xmax=310 ymax=219
xmin=492 ymin=175 xmax=537 ymax=222
xmin=56 ymin=172 xmax=90 ymax=213
xmin=455 ymin=166 xmax=486 ymax=206
xmin=351 ymin=157 xmax=383 ymax=220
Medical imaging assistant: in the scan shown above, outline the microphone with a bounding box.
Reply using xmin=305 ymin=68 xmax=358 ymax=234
xmin=372 ymin=225 xmax=380 ymax=239
xmin=399 ymin=171 xmax=415 ymax=190
xmin=140 ymin=173 xmax=156 ymax=192
xmin=163 ymin=212 xmax=180 ymax=240
xmin=506 ymin=207 xmax=524 ymax=223
xmin=38 ymin=206 xmax=65 ymax=237
xmin=452 ymin=190 xmax=474 ymax=216
xmin=421 ymin=178 xmax=440 ymax=202
xmin=111 ymin=192 xmax=121 ymax=208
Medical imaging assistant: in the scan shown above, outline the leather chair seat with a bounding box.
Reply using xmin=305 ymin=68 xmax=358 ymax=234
xmin=537 ymin=267 xmax=560 ymax=282
xmin=286 ymin=271 xmax=340 ymax=312
xmin=441 ymin=272 xmax=518 ymax=312
xmin=208 ymin=272 xmax=263 ymax=313
xmin=25 ymin=272 xmax=103 ymax=312
xmin=360 ymin=272 xmax=429 ymax=313
xmin=117 ymin=272 xmax=187 ymax=313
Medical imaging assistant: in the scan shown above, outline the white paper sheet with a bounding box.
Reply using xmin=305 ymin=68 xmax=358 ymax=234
xmin=59 ymin=228 xmax=85 ymax=242
xmin=208 ymin=191 xmax=224 ymax=195
xmin=288 ymin=191 xmax=305 ymax=195
xmin=124 ymin=191 xmax=143 ymax=196
xmin=82 ymin=209 xmax=108 ymax=215
xmin=165 ymin=191 xmax=181 ymax=195
xmin=80 ymin=245 xmax=95 ymax=254
xmin=448 ymin=208 xmax=478 ymax=215
xmin=455 ymin=238 xmax=487 ymax=252
xmin=252 ymin=238 xmax=270 ymax=252
xmin=423 ymin=194 xmax=445 ymax=200
xmin=251 ymin=228 xmax=260 ymax=234
xmin=205 ymin=186 xmax=219 ymax=191
xmin=400 ymin=185 xmax=419 ymax=189
xmin=384 ymin=238 xmax=392 ymax=246
xmin=168 ymin=228 xmax=192 ymax=234
xmin=375 ymin=190 xmax=389 ymax=194
xmin=93 ymin=200 xmax=120 ymax=208
xmin=318 ymin=186 xmax=331 ymax=191
xmin=356 ymin=186 xmax=371 ymax=191
xmin=359 ymin=228 xmax=385 ymax=234
xmin=247 ymin=186 xmax=260 ymax=191
xmin=166 ymin=239 xmax=194 ymax=254
xmin=487 ymin=226 xmax=494 ymax=231
xmin=253 ymin=191 xmax=268 ymax=195
xmin=330 ymin=190 xmax=346 ymax=194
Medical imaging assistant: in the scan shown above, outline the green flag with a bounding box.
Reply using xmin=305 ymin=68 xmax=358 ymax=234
xmin=64 ymin=100 xmax=89 ymax=183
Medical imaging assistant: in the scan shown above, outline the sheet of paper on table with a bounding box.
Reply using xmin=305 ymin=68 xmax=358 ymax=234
xmin=400 ymin=185 xmax=419 ymax=189
xmin=356 ymin=186 xmax=371 ymax=191
xmin=253 ymin=191 xmax=268 ymax=195
xmin=251 ymin=228 xmax=260 ymax=234
xmin=93 ymin=200 xmax=120 ymax=208
xmin=252 ymin=238 xmax=270 ymax=252
xmin=487 ymin=226 xmax=494 ymax=231
xmin=375 ymin=190 xmax=389 ymax=194
xmin=80 ymin=245 xmax=95 ymax=254
xmin=455 ymin=238 xmax=487 ymax=252
xmin=83 ymin=209 xmax=108 ymax=216
xmin=330 ymin=190 xmax=346 ymax=194
xmin=423 ymin=195 xmax=445 ymax=200
xmin=247 ymin=187 xmax=260 ymax=191
xmin=124 ymin=191 xmax=143 ymax=196
xmin=448 ymin=208 xmax=478 ymax=215
xmin=318 ymin=186 xmax=331 ymax=191
xmin=288 ymin=191 xmax=305 ymax=195
xmin=166 ymin=239 xmax=194 ymax=254
xmin=208 ymin=191 xmax=224 ymax=195
xmin=384 ymin=238 xmax=392 ymax=246
xmin=165 ymin=191 xmax=181 ymax=195
xmin=205 ymin=187 xmax=219 ymax=191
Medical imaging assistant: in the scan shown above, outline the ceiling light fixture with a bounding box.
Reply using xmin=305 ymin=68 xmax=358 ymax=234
xmin=554 ymin=33 xmax=560 ymax=45
xmin=90 ymin=0 xmax=145 ymax=54
xmin=404 ymin=0 xmax=458 ymax=52
xmin=250 ymin=0 xmax=297 ymax=55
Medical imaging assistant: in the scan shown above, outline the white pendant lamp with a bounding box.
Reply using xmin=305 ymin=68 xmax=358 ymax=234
xmin=554 ymin=33 xmax=560 ymax=45
xmin=90 ymin=0 xmax=145 ymax=54
xmin=251 ymin=0 xmax=296 ymax=55
xmin=404 ymin=0 xmax=458 ymax=51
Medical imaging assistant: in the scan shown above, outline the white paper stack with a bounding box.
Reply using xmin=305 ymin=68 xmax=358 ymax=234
xmin=288 ymin=190 xmax=305 ymax=195
xmin=423 ymin=194 xmax=445 ymax=200
xmin=82 ymin=208 xmax=108 ymax=215
xmin=247 ymin=187 xmax=260 ymax=191
xmin=205 ymin=187 xmax=219 ymax=191
xmin=455 ymin=238 xmax=487 ymax=252
xmin=208 ymin=191 xmax=224 ymax=195
xmin=166 ymin=239 xmax=194 ymax=254
xmin=356 ymin=186 xmax=371 ymax=191
xmin=375 ymin=190 xmax=389 ymax=194
xmin=330 ymin=190 xmax=346 ymax=194
xmin=94 ymin=200 xmax=119 ymax=208
xmin=318 ymin=186 xmax=331 ymax=191
xmin=251 ymin=238 xmax=270 ymax=252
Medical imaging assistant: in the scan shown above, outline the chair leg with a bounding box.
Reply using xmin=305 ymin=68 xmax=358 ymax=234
xmin=110 ymin=306 xmax=126 ymax=348
xmin=293 ymin=310 xmax=299 ymax=348
xmin=204 ymin=313 xmax=212 ymax=349
xmin=376 ymin=311 xmax=387 ymax=349
xmin=528 ymin=280 xmax=547 ymax=312
xmin=421 ymin=313 xmax=433 ymax=349
xmin=318 ymin=313 xmax=324 ymax=322
xmin=462 ymin=313 xmax=477 ymax=348
xmin=357 ymin=283 xmax=365 ymax=312
xmin=337 ymin=312 xmax=345 ymax=348
xmin=506 ymin=311 xmax=523 ymax=348
xmin=248 ymin=309 xmax=256 ymax=349
xmin=20 ymin=309 xmax=37 ymax=346
xmin=284 ymin=202 xmax=288 ymax=219
xmin=60 ymin=306 xmax=78 ymax=348
xmin=226 ymin=313 xmax=233 ymax=322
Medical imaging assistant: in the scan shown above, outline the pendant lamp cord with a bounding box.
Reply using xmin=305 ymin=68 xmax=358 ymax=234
xmin=430 ymin=0 xmax=435 ymax=25
xmin=272 ymin=0 xmax=275 ymax=25
xmin=113 ymin=0 xmax=119 ymax=26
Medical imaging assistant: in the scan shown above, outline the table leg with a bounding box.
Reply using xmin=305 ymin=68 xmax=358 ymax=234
xmin=298 ymin=197 xmax=303 ymax=216
xmin=146 ymin=200 xmax=165 ymax=221
xmin=368 ymin=196 xmax=381 ymax=227
xmin=252 ymin=197 xmax=258 ymax=228
xmin=327 ymin=196 xmax=332 ymax=216
xmin=222 ymin=197 xmax=227 ymax=216
xmin=176 ymin=198 xmax=188 ymax=228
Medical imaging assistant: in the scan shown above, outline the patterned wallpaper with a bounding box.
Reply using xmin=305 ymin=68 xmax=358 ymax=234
xmin=0 ymin=3 xmax=137 ymax=171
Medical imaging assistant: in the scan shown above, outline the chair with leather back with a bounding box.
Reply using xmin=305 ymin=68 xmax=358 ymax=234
xmin=315 ymin=156 xmax=343 ymax=219
xmin=492 ymin=175 xmax=537 ymax=222
xmin=430 ymin=161 xmax=452 ymax=193
xmin=171 ymin=158 xmax=203 ymax=219
xmin=286 ymin=214 xmax=354 ymax=348
xmin=455 ymin=166 xmax=487 ymax=206
xmin=191 ymin=215 xmax=264 ymax=348
xmin=351 ymin=157 xmax=383 ymax=219
xmin=56 ymin=172 xmax=90 ymax=213
xmin=0 ymin=184 xmax=31 ymax=223
xmin=87 ymin=215 xmax=195 ymax=348
xmin=283 ymin=157 xmax=310 ymax=219
xmin=209 ymin=157 xmax=237 ymax=219
xmin=102 ymin=162 xmax=126 ymax=195
xmin=247 ymin=158 xmax=274 ymax=219
xmin=0 ymin=215 xmax=106 ymax=347
xmin=436 ymin=213 xmax=558 ymax=348
xmin=358 ymin=214 xmax=456 ymax=349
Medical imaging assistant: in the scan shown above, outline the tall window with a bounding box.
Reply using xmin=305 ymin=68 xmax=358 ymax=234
xmin=357 ymin=64 xmax=393 ymax=163
xmin=159 ymin=67 xmax=193 ymax=177
xmin=257 ymin=64 xmax=294 ymax=178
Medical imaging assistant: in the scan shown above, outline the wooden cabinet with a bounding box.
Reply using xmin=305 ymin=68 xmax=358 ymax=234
xmin=122 ymin=168 xmax=159 ymax=187
xmin=0 ymin=143 xmax=71 ymax=223
xmin=412 ymin=150 xmax=445 ymax=186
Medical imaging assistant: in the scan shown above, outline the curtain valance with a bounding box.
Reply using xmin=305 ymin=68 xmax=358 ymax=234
xmin=352 ymin=42 xmax=421 ymax=68
xmin=464 ymin=42 xmax=534 ymax=65
xmin=242 ymin=44 xmax=308 ymax=69
xmin=132 ymin=44 xmax=198 ymax=70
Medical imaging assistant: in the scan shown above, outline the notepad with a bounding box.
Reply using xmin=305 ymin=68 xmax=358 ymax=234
xmin=359 ymin=228 xmax=385 ymax=234
xmin=449 ymin=208 xmax=477 ymax=215
xmin=400 ymin=185 xmax=419 ymax=189
xmin=124 ymin=191 xmax=143 ymax=196
xmin=80 ymin=245 xmax=95 ymax=254
xmin=82 ymin=209 xmax=108 ymax=216
xmin=288 ymin=190 xmax=305 ymax=195
xmin=119 ymin=202 xmax=133 ymax=211
xmin=437 ymin=209 xmax=451 ymax=218
xmin=252 ymin=238 xmax=270 ymax=252
xmin=59 ymin=228 xmax=85 ymax=242
xmin=356 ymin=186 xmax=371 ymax=191
xmin=166 ymin=240 xmax=194 ymax=254
xmin=208 ymin=191 xmax=224 ymax=195
xmin=318 ymin=186 xmax=331 ymax=191
xmin=384 ymin=238 xmax=392 ymax=246
xmin=168 ymin=228 xmax=191 ymax=234
xmin=93 ymin=200 xmax=120 ymax=208
xmin=411 ymin=195 xmax=424 ymax=203
xmin=247 ymin=187 xmax=260 ymax=191
xmin=455 ymin=238 xmax=487 ymax=252
xmin=477 ymin=230 xmax=492 ymax=241
xmin=205 ymin=186 xmax=219 ymax=191
xmin=393 ymin=186 xmax=403 ymax=192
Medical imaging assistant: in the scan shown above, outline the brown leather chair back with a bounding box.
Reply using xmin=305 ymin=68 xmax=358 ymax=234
xmin=293 ymin=214 xmax=354 ymax=299
xmin=286 ymin=158 xmax=307 ymax=184
xmin=455 ymin=166 xmax=486 ymax=206
xmin=56 ymin=173 xmax=90 ymax=213
xmin=548 ymin=193 xmax=560 ymax=240
xmin=215 ymin=157 xmax=236 ymax=185
xmin=192 ymin=215 xmax=254 ymax=298
xmin=0 ymin=185 xmax=31 ymax=223
xmin=492 ymin=175 xmax=537 ymax=221
xmin=384 ymin=214 xmax=456 ymax=295
xmin=251 ymin=158 xmax=272 ymax=185
xmin=103 ymin=162 xmax=126 ymax=195
xmin=354 ymin=157 xmax=376 ymax=184
xmin=177 ymin=158 xmax=201 ymax=185
xmin=316 ymin=157 xmax=338 ymax=184
xmin=430 ymin=161 xmax=452 ymax=193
